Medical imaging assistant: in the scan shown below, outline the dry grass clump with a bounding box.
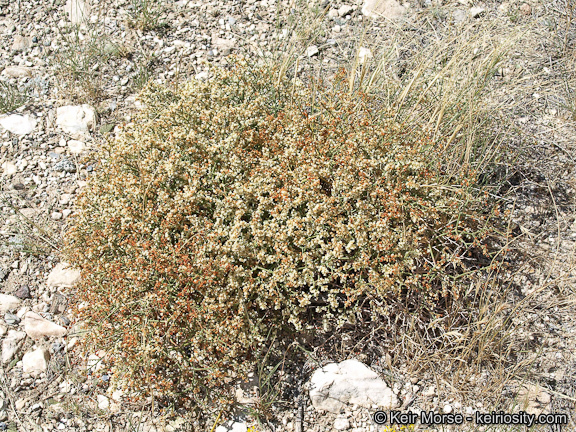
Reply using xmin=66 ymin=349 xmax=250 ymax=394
xmin=53 ymin=22 xmax=131 ymax=103
xmin=64 ymin=59 xmax=497 ymax=407
xmin=0 ymin=80 xmax=30 ymax=114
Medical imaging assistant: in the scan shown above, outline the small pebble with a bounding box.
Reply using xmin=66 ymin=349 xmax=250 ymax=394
xmin=306 ymin=45 xmax=319 ymax=57
xmin=520 ymin=3 xmax=531 ymax=15
xmin=4 ymin=313 xmax=20 ymax=325
xmin=52 ymin=342 xmax=65 ymax=353
xmin=53 ymin=159 xmax=76 ymax=173
xmin=14 ymin=285 xmax=31 ymax=299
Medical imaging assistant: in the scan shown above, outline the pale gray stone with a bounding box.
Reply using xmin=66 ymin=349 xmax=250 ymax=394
xmin=453 ymin=9 xmax=467 ymax=23
xmin=4 ymin=313 xmax=20 ymax=325
xmin=358 ymin=47 xmax=373 ymax=64
xmin=12 ymin=35 xmax=31 ymax=51
xmin=87 ymin=353 xmax=105 ymax=372
xmin=53 ymin=158 xmax=76 ymax=173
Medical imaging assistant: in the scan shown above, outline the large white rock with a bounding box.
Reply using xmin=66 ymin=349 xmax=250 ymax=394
xmin=0 ymin=115 xmax=37 ymax=135
xmin=215 ymin=422 xmax=247 ymax=432
xmin=47 ymin=262 xmax=81 ymax=288
xmin=0 ymin=294 xmax=21 ymax=312
xmin=24 ymin=312 xmax=67 ymax=339
xmin=1 ymin=330 xmax=26 ymax=364
xmin=308 ymin=359 xmax=398 ymax=413
xmin=56 ymin=105 xmax=96 ymax=139
xmin=22 ymin=347 xmax=50 ymax=376
xmin=362 ymin=0 xmax=406 ymax=19
xmin=64 ymin=0 xmax=90 ymax=24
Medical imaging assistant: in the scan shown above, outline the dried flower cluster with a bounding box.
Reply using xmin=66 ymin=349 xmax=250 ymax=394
xmin=65 ymin=61 xmax=494 ymax=406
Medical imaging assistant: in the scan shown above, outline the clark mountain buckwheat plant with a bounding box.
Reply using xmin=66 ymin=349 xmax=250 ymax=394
xmin=64 ymin=60 xmax=498 ymax=408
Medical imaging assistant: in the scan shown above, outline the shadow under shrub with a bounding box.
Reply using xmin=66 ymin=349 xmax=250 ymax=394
xmin=64 ymin=60 xmax=497 ymax=407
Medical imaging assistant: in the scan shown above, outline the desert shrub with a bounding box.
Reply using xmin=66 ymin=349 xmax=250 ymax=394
xmin=64 ymin=60 xmax=496 ymax=406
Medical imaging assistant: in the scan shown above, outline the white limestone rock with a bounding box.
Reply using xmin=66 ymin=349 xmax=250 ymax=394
xmin=1 ymin=162 xmax=17 ymax=176
xmin=470 ymin=7 xmax=485 ymax=18
xmin=2 ymin=66 xmax=33 ymax=78
xmin=22 ymin=347 xmax=50 ymax=376
xmin=211 ymin=33 xmax=236 ymax=55
xmin=215 ymin=421 xmax=248 ymax=432
xmin=306 ymin=45 xmax=319 ymax=57
xmin=308 ymin=359 xmax=398 ymax=413
xmin=362 ymin=0 xmax=405 ymax=19
xmin=47 ymin=262 xmax=81 ymax=288
xmin=97 ymin=395 xmax=109 ymax=410
xmin=64 ymin=0 xmax=90 ymax=24
xmin=24 ymin=311 xmax=67 ymax=339
xmin=11 ymin=35 xmax=31 ymax=51
xmin=338 ymin=5 xmax=353 ymax=16
xmin=56 ymin=105 xmax=96 ymax=139
xmin=67 ymin=139 xmax=86 ymax=154
xmin=0 ymin=115 xmax=37 ymax=135
xmin=358 ymin=47 xmax=373 ymax=64
xmin=1 ymin=330 xmax=26 ymax=364
xmin=334 ymin=416 xmax=351 ymax=430
xmin=0 ymin=294 xmax=21 ymax=312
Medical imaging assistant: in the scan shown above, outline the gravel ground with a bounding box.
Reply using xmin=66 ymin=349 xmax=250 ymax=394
xmin=0 ymin=0 xmax=575 ymax=431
